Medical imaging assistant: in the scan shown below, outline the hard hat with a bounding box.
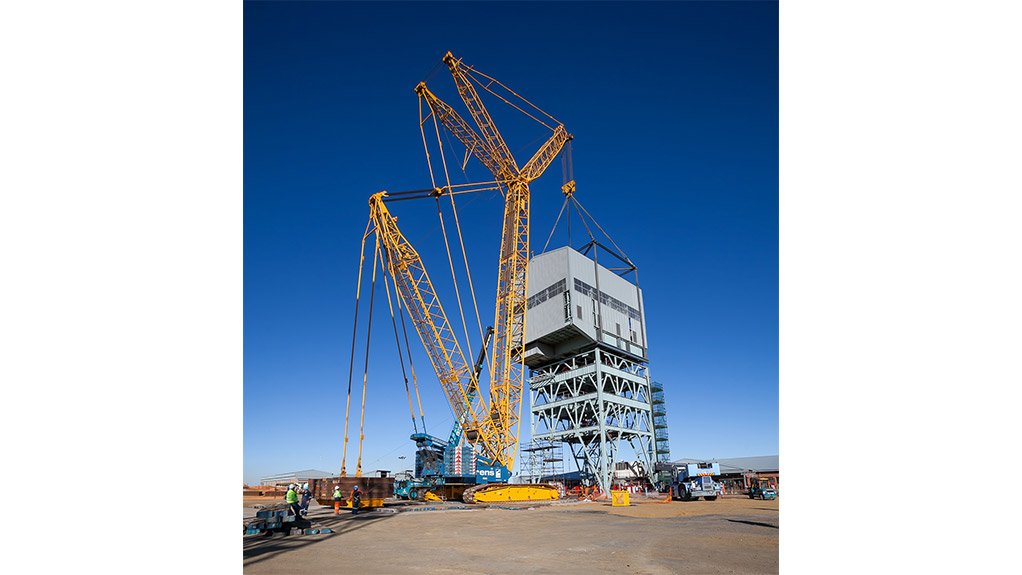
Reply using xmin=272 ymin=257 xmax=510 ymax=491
xmin=333 ymin=484 xmax=339 ymax=489
xmin=353 ymin=484 xmax=359 ymax=490
xmin=288 ymin=483 xmax=296 ymax=489
xmin=302 ymin=483 xmax=309 ymax=490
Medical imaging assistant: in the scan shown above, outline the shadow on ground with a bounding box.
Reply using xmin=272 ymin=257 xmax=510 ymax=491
xmin=243 ymin=510 xmax=395 ymax=567
xmin=726 ymin=518 xmax=778 ymax=529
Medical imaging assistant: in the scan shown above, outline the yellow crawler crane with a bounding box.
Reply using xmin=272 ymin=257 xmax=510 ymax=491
xmin=358 ymin=52 xmax=571 ymax=503
xmin=417 ymin=52 xmax=571 ymax=469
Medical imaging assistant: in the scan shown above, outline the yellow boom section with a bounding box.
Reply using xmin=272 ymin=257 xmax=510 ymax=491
xmin=368 ymin=192 xmax=507 ymax=465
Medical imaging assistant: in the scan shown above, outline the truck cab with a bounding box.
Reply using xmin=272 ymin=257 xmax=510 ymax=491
xmin=672 ymin=462 xmax=722 ymax=501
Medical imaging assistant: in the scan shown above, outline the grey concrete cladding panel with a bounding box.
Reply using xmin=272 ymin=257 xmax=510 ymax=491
xmin=525 ymin=246 xmax=645 ymax=361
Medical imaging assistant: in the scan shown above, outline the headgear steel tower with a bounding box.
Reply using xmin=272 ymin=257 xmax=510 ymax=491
xmin=524 ymin=246 xmax=656 ymax=494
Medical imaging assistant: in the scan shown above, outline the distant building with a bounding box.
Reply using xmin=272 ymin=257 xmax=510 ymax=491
xmin=259 ymin=469 xmax=333 ymax=487
xmin=674 ymin=455 xmax=779 ymax=493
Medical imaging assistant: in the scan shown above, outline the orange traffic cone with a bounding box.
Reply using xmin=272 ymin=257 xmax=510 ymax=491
xmin=334 ymin=501 xmax=340 ymax=514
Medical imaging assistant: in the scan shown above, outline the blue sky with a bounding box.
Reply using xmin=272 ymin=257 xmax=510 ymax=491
xmin=244 ymin=1 xmax=777 ymax=485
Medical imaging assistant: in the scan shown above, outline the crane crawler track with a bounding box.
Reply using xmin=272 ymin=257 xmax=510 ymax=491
xmin=462 ymin=482 xmax=560 ymax=504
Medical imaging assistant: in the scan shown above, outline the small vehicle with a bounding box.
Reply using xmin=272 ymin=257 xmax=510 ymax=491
xmin=748 ymin=482 xmax=778 ymax=500
xmin=394 ymin=475 xmax=434 ymax=500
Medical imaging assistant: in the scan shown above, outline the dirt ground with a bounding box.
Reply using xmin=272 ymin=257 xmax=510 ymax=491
xmin=243 ymin=496 xmax=778 ymax=574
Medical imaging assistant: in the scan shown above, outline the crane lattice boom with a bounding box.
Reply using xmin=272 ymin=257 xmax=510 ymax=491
xmin=366 ymin=52 xmax=572 ymax=471
xmin=368 ymin=193 xmax=510 ymax=465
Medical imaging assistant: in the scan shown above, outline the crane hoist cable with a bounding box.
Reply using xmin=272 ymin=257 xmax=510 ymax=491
xmin=571 ymin=194 xmax=634 ymax=267
xmin=428 ymin=101 xmax=491 ymax=383
xmin=540 ymin=189 xmax=637 ymax=269
xmin=434 ymin=196 xmax=476 ymax=393
xmin=384 ymin=182 xmax=506 ymax=203
xmin=513 ymin=132 xmax=558 ymax=163
xmin=561 ymin=141 xmax=574 ymax=246
xmin=420 ymin=88 xmax=498 ymax=332
xmin=421 ymin=92 xmax=484 ymax=190
xmin=561 ymin=141 xmax=569 ymax=184
xmin=419 ymin=86 xmax=487 ymax=372
xmin=354 ymin=236 xmax=382 ymax=478
xmin=570 ymin=195 xmax=596 ymax=243
xmin=381 ymin=254 xmax=419 ymax=434
xmin=460 ymin=65 xmax=560 ymax=130
xmin=464 ymin=65 xmax=561 ymax=126
xmin=442 ymin=124 xmax=472 ymax=183
xmin=564 ymin=140 xmax=574 ymax=181
xmin=472 ymin=79 xmax=554 ymax=131
xmin=395 ymin=279 xmax=428 ymax=435
xmin=340 ymin=219 xmax=373 ymax=477
xmin=431 ymin=157 xmax=476 ymax=386
xmin=421 ymin=58 xmax=446 ymax=84
xmin=444 ymin=189 xmax=492 ymax=378
xmin=422 ymin=90 xmax=472 ymax=184
xmin=418 ymin=95 xmax=438 ymax=190
xmin=541 ymin=196 xmax=570 ymax=254
xmin=427 ymin=103 xmax=492 ymax=378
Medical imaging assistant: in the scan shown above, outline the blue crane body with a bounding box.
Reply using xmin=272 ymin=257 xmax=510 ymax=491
xmin=393 ymin=428 xmax=509 ymax=500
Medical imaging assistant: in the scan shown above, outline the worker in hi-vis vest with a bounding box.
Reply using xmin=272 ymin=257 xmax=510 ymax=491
xmin=285 ymin=483 xmax=301 ymax=518
xmin=332 ymin=485 xmax=342 ymax=514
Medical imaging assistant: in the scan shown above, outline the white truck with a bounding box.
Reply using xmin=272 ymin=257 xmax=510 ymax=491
xmin=670 ymin=462 xmax=722 ymax=501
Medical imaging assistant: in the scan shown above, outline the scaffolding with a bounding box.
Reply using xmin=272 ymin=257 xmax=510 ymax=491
xmin=521 ymin=440 xmax=564 ymax=483
xmin=651 ymin=380 xmax=671 ymax=463
xmin=529 ymin=346 xmax=656 ymax=494
xmin=651 ymin=380 xmax=673 ymax=485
